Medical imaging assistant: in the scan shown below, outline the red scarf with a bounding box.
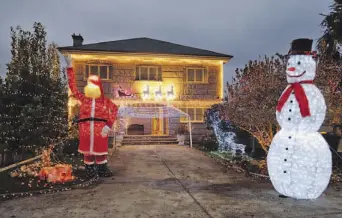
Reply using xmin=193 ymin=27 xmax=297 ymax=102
xmin=276 ymin=80 xmax=313 ymax=117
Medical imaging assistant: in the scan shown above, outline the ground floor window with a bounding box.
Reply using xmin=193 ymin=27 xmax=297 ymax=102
xmin=179 ymin=107 xmax=206 ymax=123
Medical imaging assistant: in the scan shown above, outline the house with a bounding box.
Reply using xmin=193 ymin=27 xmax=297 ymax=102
xmin=58 ymin=34 xmax=233 ymax=143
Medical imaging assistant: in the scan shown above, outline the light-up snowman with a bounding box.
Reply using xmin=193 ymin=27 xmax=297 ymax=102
xmin=267 ymin=38 xmax=332 ymax=199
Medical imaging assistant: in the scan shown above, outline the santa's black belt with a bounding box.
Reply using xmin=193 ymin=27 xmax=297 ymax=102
xmin=77 ymin=118 xmax=107 ymax=123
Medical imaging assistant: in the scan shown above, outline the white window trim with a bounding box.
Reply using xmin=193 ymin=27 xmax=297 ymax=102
xmin=136 ymin=65 xmax=161 ymax=81
xmin=180 ymin=107 xmax=205 ymax=123
xmin=186 ymin=67 xmax=207 ymax=83
xmin=85 ymin=64 xmax=112 ymax=80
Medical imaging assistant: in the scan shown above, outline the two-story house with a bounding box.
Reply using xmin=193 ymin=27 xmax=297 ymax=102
xmin=58 ymin=34 xmax=232 ymax=144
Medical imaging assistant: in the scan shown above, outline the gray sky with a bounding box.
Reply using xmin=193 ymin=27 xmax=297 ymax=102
xmin=0 ymin=0 xmax=331 ymax=84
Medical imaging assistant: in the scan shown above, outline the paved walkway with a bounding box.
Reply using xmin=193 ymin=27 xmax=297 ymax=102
xmin=0 ymin=145 xmax=341 ymax=218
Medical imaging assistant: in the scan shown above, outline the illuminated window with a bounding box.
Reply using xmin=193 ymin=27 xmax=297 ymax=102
xmin=136 ymin=66 xmax=162 ymax=81
xmin=186 ymin=67 xmax=207 ymax=83
xmin=85 ymin=64 xmax=113 ymax=80
xmin=180 ymin=108 xmax=205 ymax=123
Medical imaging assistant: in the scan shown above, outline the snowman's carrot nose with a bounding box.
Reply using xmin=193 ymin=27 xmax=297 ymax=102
xmin=287 ymin=67 xmax=296 ymax=71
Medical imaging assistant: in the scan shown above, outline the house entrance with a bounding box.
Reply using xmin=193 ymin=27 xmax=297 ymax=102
xmin=117 ymin=103 xmax=193 ymax=147
xmin=151 ymin=107 xmax=168 ymax=135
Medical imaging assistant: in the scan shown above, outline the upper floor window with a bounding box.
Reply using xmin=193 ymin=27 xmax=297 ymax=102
xmin=135 ymin=66 xmax=162 ymax=81
xmin=186 ymin=67 xmax=207 ymax=83
xmin=85 ymin=64 xmax=113 ymax=80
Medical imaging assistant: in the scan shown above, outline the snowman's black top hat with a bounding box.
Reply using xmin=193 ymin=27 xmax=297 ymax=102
xmin=288 ymin=38 xmax=315 ymax=56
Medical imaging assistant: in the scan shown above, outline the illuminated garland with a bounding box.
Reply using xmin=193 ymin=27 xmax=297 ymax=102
xmin=118 ymin=105 xmax=190 ymax=118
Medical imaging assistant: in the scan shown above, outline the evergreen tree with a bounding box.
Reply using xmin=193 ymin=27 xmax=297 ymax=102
xmin=317 ymin=0 xmax=342 ymax=59
xmin=0 ymin=22 xmax=68 ymax=154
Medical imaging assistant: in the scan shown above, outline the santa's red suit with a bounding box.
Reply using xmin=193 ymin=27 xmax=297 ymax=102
xmin=67 ymin=67 xmax=118 ymax=176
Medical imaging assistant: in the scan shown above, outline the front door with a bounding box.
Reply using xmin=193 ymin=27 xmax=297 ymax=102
xmin=152 ymin=117 xmax=163 ymax=135
xmin=151 ymin=107 xmax=168 ymax=135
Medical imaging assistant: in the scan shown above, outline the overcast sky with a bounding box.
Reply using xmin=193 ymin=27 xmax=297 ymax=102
xmin=0 ymin=0 xmax=331 ymax=84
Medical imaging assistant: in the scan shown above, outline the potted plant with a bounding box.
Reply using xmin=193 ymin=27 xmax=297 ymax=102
xmin=176 ymin=124 xmax=188 ymax=145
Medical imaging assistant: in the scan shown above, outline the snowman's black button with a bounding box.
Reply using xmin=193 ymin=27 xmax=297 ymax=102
xmin=290 ymin=100 xmax=293 ymax=103
xmin=291 ymin=91 xmax=294 ymax=94
xmin=286 ymin=148 xmax=288 ymax=150
xmin=288 ymin=136 xmax=291 ymax=139
xmin=284 ymin=159 xmax=287 ymax=161
xmin=288 ymin=118 xmax=291 ymax=121
xmin=289 ymin=109 xmax=292 ymax=112
xmin=284 ymin=171 xmax=287 ymax=173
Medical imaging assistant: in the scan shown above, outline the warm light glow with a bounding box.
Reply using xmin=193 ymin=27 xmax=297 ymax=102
xmin=69 ymin=53 xmax=229 ymax=64
xmin=219 ymin=61 xmax=224 ymax=99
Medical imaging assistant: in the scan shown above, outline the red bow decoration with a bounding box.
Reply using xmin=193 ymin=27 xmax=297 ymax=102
xmin=276 ymin=80 xmax=313 ymax=117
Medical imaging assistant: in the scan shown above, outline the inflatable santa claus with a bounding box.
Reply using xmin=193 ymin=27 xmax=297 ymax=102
xmin=64 ymin=54 xmax=118 ymax=178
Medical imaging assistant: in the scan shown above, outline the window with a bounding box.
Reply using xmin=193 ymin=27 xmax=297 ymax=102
xmin=85 ymin=64 xmax=113 ymax=80
xmin=186 ymin=67 xmax=207 ymax=83
xmin=136 ymin=66 xmax=162 ymax=81
xmin=180 ymin=108 xmax=205 ymax=123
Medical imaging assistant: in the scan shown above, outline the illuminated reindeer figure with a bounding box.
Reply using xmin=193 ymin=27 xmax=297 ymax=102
xmin=167 ymin=85 xmax=174 ymax=98
xmin=142 ymin=85 xmax=150 ymax=99
xmin=155 ymin=85 xmax=162 ymax=99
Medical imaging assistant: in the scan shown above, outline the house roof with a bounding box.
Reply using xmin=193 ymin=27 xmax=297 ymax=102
xmin=58 ymin=37 xmax=233 ymax=59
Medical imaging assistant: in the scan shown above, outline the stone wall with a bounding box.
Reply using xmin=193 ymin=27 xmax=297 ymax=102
xmin=70 ymin=58 xmax=222 ymax=142
xmin=72 ymin=60 xmax=221 ymax=101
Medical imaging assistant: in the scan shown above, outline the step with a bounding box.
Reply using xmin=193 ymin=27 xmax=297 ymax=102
xmin=122 ymin=139 xmax=178 ymax=143
xmin=123 ymin=135 xmax=177 ymax=139
xmin=122 ymin=138 xmax=177 ymax=142
xmin=122 ymin=141 xmax=178 ymax=145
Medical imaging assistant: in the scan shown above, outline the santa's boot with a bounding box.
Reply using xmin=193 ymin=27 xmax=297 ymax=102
xmin=84 ymin=164 xmax=98 ymax=179
xmin=97 ymin=163 xmax=113 ymax=177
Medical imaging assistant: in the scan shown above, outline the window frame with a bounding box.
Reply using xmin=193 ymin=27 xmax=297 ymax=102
xmin=135 ymin=65 xmax=162 ymax=81
xmin=180 ymin=107 xmax=205 ymax=123
xmin=186 ymin=67 xmax=207 ymax=83
xmin=84 ymin=64 xmax=113 ymax=80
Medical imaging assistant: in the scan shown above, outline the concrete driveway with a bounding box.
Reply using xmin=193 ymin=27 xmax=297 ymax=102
xmin=0 ymin=145 xmax=341 ymax=218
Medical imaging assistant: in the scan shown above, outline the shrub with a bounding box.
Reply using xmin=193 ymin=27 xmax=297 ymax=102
xmin=200 ymin=133 xmax=219 ymax=151
xmin=177 ymin=124 xmax=188 ymax=135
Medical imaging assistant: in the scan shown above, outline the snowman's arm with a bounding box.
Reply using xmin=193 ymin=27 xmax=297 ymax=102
xmin=311 ymin=88 xmax=327 ymax=125
xmin=67 ymin=67 xmax=85 ymax=101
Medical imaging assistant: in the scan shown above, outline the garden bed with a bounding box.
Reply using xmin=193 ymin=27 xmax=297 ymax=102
xmin=0 ymin=153 xmax=98 ymax=200
xmin=195 ymin=145 xmax=342 ymax=183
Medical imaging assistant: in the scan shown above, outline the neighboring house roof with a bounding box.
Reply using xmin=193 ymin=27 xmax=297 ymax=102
xmin=58 ymin=37 xmax=233 ymax=59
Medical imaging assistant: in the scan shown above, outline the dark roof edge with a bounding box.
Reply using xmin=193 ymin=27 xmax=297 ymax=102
xmin=57 ymin=48 xmax=234 ymax=60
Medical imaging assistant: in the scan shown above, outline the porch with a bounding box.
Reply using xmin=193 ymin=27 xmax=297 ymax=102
xmin=115 ymin=102 xmax=193 ymax=147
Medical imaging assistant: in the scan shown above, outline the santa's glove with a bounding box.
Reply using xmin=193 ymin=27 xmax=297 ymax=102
xmin=63 ymin=54 xmax=72 ymax=68
xmin=101 ymin=126 xmax=111 ymax=137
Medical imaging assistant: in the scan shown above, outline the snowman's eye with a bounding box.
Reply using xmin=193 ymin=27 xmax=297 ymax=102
xmin=297 ymin=61 xmax=301 ymax=65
